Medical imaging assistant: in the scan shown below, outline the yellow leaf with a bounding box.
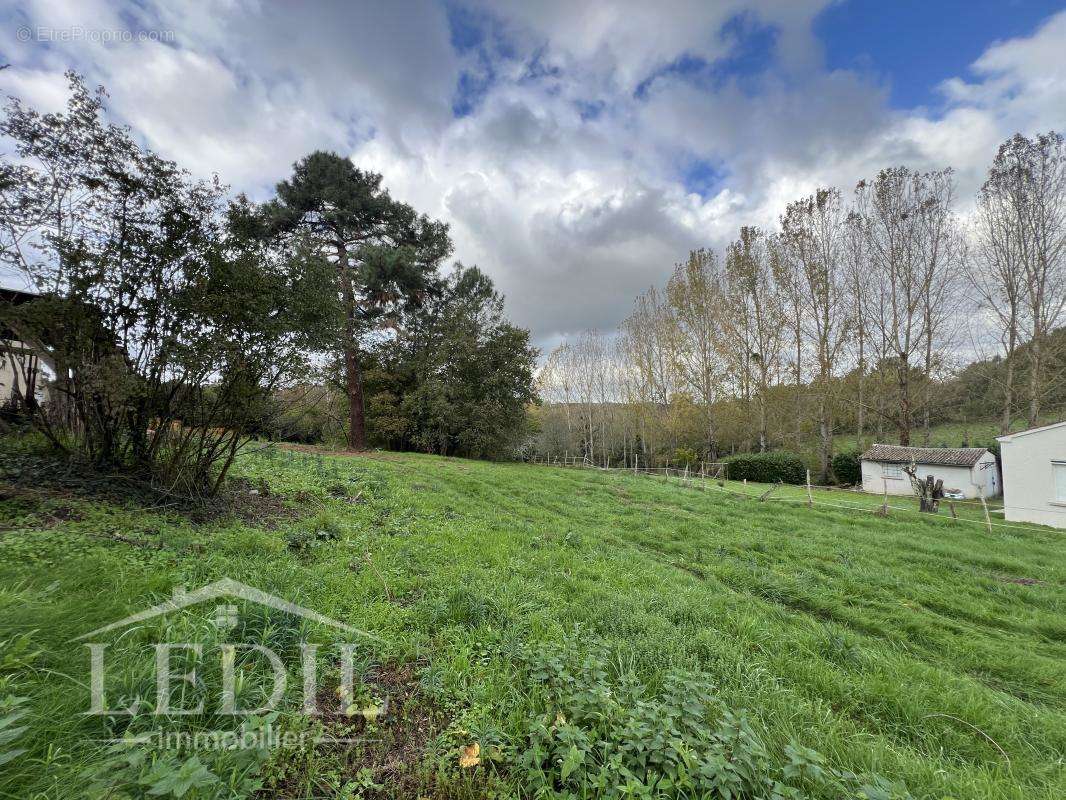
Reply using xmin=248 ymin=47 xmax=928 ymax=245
xmin=360 ymin=696 xmax=389 ymax=722
xmin=459 ymin=742 xmax=481 ymax=768
xmin=554 ymin=712 xmax=566 ymax=727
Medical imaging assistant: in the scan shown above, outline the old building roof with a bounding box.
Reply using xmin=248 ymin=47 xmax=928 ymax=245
xmin=996 ymin=420 xmax=1066 ymax=442
xmin=860 ymin=444 xmax=989 ymax=468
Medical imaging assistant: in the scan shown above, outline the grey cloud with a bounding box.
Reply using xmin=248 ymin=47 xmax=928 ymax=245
xmin=2 ymin=1 xmax=1064 ymax=352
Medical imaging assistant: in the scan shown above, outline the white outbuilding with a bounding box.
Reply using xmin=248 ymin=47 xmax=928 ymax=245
xmin=860 ymin=444 xmax=1000 ymax=499
xmin=996 ymin=421 xmax=1066 ymax=529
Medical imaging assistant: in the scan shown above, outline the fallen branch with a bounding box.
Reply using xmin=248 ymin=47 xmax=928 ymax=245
xmin=922 ymin=713 xmax=1010 ymax=771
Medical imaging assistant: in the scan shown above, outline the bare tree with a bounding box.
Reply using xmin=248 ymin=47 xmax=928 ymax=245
xmin=780 ymin=188 xmax=852 ymax=480
xmin=724 ymin=228 xmax=783 ymax=452
xmin=917 ymin=179 xmax=965 ymax=443
xmin=665 ymin=249 xmax=727 ymax=457
xmin=843 ymin=210 xmax=869 ymax=448
xmin=853 ymin=167 xmax=956 ymax=445
xmin=970 ymin=160 xmax=1027 ymax=434
xmin=773 ymin=238 xmax=808 ymax=450
xmin=622 ymin=286 xmax=677 ymax=458
xmin=987 ymin=133 xmax=1066 ymax=426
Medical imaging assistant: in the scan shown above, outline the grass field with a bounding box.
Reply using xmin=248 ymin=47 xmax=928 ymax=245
xmin=825 ymin=414 xmax=1065 ymax=458
xmin=1 ymin=443 xmax=1064 ymax=799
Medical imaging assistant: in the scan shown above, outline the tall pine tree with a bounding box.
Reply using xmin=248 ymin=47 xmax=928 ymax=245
xmin=265 ymin=152 xmax=451 ymax=449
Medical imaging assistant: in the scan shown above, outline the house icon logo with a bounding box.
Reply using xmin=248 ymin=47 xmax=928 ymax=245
xmin=78 ymin=578 xmax=380 ymax=721
xmin=73 ymin=578 xmax=375 ymax=641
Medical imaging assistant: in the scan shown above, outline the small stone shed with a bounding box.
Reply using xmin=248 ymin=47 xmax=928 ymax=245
xmin=860 ymin=444 xmax=1000 ymax=499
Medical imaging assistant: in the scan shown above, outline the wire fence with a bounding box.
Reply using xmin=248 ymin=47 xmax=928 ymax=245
xmin=528 ymin=453 xmax=1061 ymax=536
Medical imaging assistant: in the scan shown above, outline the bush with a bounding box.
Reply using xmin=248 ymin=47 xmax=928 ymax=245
xmin=673 ymin=447 xmax=698 ymax=468
xmin=515 ymin=632 xmax=914 ymax=800
xmin=723 ymin=451 xmax=806 ymax=484
xmin=831 ymin=451 xmax=862 ymax=485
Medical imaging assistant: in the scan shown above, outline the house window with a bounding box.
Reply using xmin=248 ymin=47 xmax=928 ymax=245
xmin=884 ymin=465 xmax=903 ymax=480
xmin=1054 ymin=462 xmax=1066 ymax=503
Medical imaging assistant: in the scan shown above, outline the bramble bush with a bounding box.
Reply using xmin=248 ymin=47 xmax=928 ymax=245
xmin=723 ymin=451 xmax=807 ymax=484
xmin=514 ymin=633 xmax=913 ymax=800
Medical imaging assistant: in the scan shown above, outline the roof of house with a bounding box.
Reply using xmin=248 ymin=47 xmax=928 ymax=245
xmin=995 ymin=420 xmax=1066 ymax=443
xmin=860 ymin=444 xmax=989 ymax=468
xmin=0 ymin=288 xmax=42 ymax=341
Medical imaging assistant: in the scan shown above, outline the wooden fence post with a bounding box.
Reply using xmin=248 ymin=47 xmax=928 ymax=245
xmin=979 ymin=486 xmax=993 ymax=534
xmin=806 ymin=469 xmax=813 ymax=508
xmin=879 ymin=478 xmax=889 ymax=516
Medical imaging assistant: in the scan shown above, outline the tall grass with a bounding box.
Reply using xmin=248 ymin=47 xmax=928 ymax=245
xmin=1 ymin=445 xmax=1063 ymax=798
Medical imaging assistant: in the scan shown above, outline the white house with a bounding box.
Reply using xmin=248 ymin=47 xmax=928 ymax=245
xmin=1 ymin=288 xmax=52 ymax=407
xmin=860 ymin=444 xmax=1000 ymax=499
xmin=996 ymin=421 xmax=1066 ymax=529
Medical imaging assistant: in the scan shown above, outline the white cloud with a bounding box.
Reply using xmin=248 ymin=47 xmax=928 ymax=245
xmin=2 ymin=2 xmax=1064 ymax=350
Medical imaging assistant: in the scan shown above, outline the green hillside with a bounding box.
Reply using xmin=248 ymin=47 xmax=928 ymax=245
xmin=1 ymin=445 xmax=1063 ymax=800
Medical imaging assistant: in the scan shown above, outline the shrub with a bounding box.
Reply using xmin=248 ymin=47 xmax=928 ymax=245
xmin=515 ymin=632 xmax=914 ymax=800
xmin=831 ymin=451 xmax=862 ymax=485
xmin=723 ymin=451 xmax=806 ymax=484
xmin=673 ymin=447 xmax=698 ymax=468
xmin=1 ymin=74 xmax=336 ymax=498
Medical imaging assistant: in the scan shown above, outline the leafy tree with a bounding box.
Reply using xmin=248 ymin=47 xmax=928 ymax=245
xmin=0 ymin=73 xmax=334 ymax=495
xmin=264 ymin=152 xmax=452 ymax=449
xmin=363 ymin=265 xmax=538 ymax=458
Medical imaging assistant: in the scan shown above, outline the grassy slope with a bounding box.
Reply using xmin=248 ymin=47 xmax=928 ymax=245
xmin=1 ymin=447 xmax=1064 ymax=799
xmin=827 ymin=414 xmax=1065 ymax=457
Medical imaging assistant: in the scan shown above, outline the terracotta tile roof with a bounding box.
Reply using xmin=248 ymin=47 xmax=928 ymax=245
xmin=860 ymin=444 xmax=989 ymax=468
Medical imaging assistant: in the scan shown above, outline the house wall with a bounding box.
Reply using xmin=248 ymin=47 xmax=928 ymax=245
xmin=999 ymin=425 xmax=1066 ymax=529
xmin=861 ymin=459 xmax=997 ymax=499
xmin=973 ymin=451 xmax=1001 ymax=498
xmin=0 ymin=353 xmax=17 ymax=401
xmin=0 ymin=341 xmax=50 ymax=404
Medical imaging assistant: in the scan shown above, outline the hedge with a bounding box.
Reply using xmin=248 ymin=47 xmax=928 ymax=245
xmin=723 ymin=451 xmax=806 ymax=484
xmin=831 ymin=451 xmax=862 ymax=485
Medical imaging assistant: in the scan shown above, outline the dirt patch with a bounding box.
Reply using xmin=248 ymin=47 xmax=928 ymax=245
xmin=994 ymin=574 xmax=1040 ymax=586
xmin=267 ymin=662 xmax=446 ymax=798
xmin=0 ymin=484 xmax=85 ymax=531
xmin=0 ymin=452 xmax=306 ymax=530
xmin=675 ymin=561 xmax=707 ymax=580
xmin=213 ymin=491 xmax=305 ymax=529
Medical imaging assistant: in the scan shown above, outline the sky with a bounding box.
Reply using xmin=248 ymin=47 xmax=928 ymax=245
xmin=1 ymin=0 xmax=1065 ymax=354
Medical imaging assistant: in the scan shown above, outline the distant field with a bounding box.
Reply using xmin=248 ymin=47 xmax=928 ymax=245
xmin=1 ymin=446 xmax=1064 ymax=799
xmin=826 ymin=415 xmax=1065 ymax=456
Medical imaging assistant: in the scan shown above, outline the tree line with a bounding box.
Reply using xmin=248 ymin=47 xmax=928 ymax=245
xmin=536 ymin=134 xmax=1066 ymax=480
xmin=0 ymin=73 xmax=537 ymax=495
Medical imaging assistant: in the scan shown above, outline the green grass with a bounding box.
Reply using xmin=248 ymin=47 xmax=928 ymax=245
xmin=1 ymin=445 xmax=1064 ymax=799
xmin=828 ymin=414 xmax=1065 ymax=457
xmin=697 ymin=475 xmax=1021 ymax=530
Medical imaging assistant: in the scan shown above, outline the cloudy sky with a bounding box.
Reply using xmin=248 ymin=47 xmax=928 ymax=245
xmin=2 ymin=0 xmax=1065 ymax=353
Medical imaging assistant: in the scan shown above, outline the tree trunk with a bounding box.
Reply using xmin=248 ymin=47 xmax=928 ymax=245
xmin=793 ymin=321 xmax=803 ymax=449
xmin=897 ymin=353 xmax=911 ymax=446
xmin=757 ymin=368 xmax=768 ymax=453
xmin=819 ymin=416 xmax=830 ymax=482
xmin=706 ymin=411 xmax=717 ymax=461
xmin=344 ymin=342 xmax=366 ymax=450
xmin=922 ymin=323 xmax=933 ymax=446
xmin=337 ymin=243 xmax=367 ymax=450
xmin=856 ymin=332 xmax=865 ymax=449
xmin=1028 ymin=331 xmax=1041 ymax=427
xmin=1001 ymin=324 xmax=1016 ymax=435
